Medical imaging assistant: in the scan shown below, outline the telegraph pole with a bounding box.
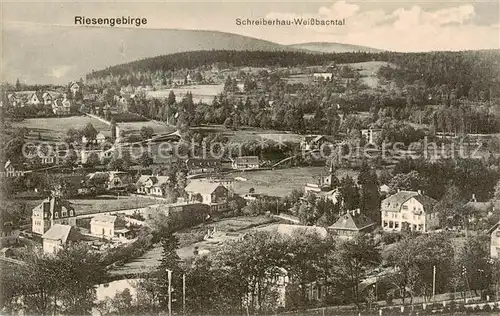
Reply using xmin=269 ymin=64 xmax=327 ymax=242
xmin=183 ymin=273 xmax=186 ymax=314
xmin=432 ymin=265 xmax=436 ymax=301
xmin=166 ymin=269 xmax=172 ymax=316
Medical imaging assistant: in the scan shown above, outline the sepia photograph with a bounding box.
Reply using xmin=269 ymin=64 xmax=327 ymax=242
xmin=0 ymin=0 xmax=500 ymax=315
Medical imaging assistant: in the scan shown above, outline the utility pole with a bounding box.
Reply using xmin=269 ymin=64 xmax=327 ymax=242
xmin=183 ymin=273 xmax=186 ymax=314
xmin=432 ymin=265 xmax=436 ymax=301
xmin=166 ymin=269 xmax=172 ymax=316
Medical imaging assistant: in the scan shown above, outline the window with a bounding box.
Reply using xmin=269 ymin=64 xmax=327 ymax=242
xmin=402 ymin=205 xmax=408 ymax=210
xmin=384 ymin=211 xmax=388 ymax=217
xmin=69 ymin=210 xmax=74 ymax=216
xmin=383 ymin=221 xmax=388 ymax=227
xmin=55 ymin=213 xmax=59 ymax=219
xmin=62 ymin=210 xmax=67 ymax=217
xmin=395 ymin=222 xmax=400 ymax=229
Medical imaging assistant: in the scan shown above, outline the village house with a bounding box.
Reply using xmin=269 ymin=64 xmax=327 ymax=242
xmin=361 ymin=128 xmax=382 ymax=144
xmin=100 ymin=171 xmax=131 ymax=190
xmin=136 ymin=174 xmax=171 ymax=196
xmin=304 ymin=166 xmax=341 ymax=204
xmin=489 ymin=221 xmax=500 ymax=258
xmin=313 ymin=72 xmax=334 ymax=81
xmin=82 ymin=131 xmax=106 ymax=145
xmin=69 ymin=82 xmax=80 ymax=97
xmin=90 ymin=214 xmax=130 ymax=239
xmin=42 ymin=92 xmax=54 ymax=106
xmin=0 ymin=160 xmax=27 ymax=178
xmin=32 ymin=196 xmax=76 ymax=235
xmin=300 ymin=135 xmax=330 ymax=151
xmin=328 ymin=210 xmax=375 ymax=239
xmin=7 ymin=93 xmax=23 ymax=107
xmin=185 ymin=181 xmax=229 ymax=212
xmin=52 ymin=94 xmax=71 ymax=115
xmin=231 ymin=156 xmax=260 ymax=170
xmin=28 ymin=91 xmax=44 ymax=106
xmin=42 ymin=224 xmax=81 ymax=255
xmin=381 ymin=190 xmax=438 ymax=233
xmin=186 ymin=158 xmax=221 ymax=175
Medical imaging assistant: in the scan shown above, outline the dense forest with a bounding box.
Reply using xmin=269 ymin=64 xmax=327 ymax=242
xmin=86 ymin=50 xmax=385 ymax=80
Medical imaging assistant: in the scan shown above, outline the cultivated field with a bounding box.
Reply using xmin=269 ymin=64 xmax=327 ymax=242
xmin=11 ymin=116 xmax=110 ymax=141
xmin=146 ymin=84 xmax=224 ymax=105
xmin=231 ymin=167 xmax=359 ymax=197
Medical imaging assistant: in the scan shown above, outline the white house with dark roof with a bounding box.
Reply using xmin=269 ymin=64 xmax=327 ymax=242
xmin=42 ymin=224 xmax=81 ymax=254
xmin=185 ymin=180 xmax=229 ymax=212
xmin=136 ymin=175 xmax=170 ymax=196
xmin=32 ymin=196 xmax=76 ymax=235
xmin=381 ymin=190 xmax=438 ymax=232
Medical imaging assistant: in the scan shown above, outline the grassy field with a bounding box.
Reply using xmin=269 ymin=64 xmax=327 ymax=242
xmin=11 ymin=116 xmax=110 ymax=141
xmin=340 ymin=61 xmax=392 ymax=88
xmin=231 ymin=167 xmax=359 ymax=197
xmin=146 ymin=84 xmax=224 ymax=105
xmin=20 ymin=195 xmax=157 ymax=216
xmin=192 ymin=125 xmax=304 ymax=144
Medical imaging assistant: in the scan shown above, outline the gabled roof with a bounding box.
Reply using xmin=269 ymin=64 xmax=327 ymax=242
xmin=304 ymin=135 xmax=326 ymax=143
xmin=185 ymin=181 xmax=225 ymax=195
xmin=42 ymin=224 xmax=81 ymax=243
xmin=258 ymin=224 xmax=328 ymax=238
xmin=32 ymin=196 xmax=74 ymax=218
xmin=411 ymin=195 xmax=437 ymax=211
xmin=488 ymin=221 xmax=500 ymax=235
xmin=329 ymin=212 xmax=375 ymax=232
xmin=90 ymin=214 xmax=117 ymax=225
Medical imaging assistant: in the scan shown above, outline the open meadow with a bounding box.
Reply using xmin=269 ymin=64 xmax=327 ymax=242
xmin=10 ymin=116 xmax=111 ymax=141
xmin=231 ymin=167 xmax=359 ymax=197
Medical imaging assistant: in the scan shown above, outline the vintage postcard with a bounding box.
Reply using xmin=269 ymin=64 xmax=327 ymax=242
xmin=1 ymin=0 xmax=499 ymax=315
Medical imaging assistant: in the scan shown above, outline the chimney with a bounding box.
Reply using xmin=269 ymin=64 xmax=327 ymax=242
xmin=357 ymin=209 xmax=360 ymax=215
xmin=417 ymin=189 xmax=422 ymax=195
xmin=397 ymin=189 xmax=401 ymax=193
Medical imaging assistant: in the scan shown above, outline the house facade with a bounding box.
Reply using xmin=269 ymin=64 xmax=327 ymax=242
xmin=186 ymin=158 xmax=221 ymax=175
xmin=42 ymin=224 xmax=81 ymax=254
xmin=300 ymin=135 xmax=329 ymax=151
xmin=136 ymin=175 xmax=170 ymax=196
xmin=185 ymin=181 xmax=229 ymax=212
xmin=0 ymin=160 xmax=26 ymax=178
xmin=328 ymin=210 xmax=375 ymax=239
xmin=231 ymin=156 xmax=260 ymax=170
xmin=32 ymin=196 xmax=76 ymax=235
xmin=361 ymin=128 xmax=382 ymax=144
xmin=489 ymin=221 xmax=500 ymax=258
xmin=90 ymin=214 xmax=117 ymax=238
xmin=381 ymin=190 xmax=438 ymax=233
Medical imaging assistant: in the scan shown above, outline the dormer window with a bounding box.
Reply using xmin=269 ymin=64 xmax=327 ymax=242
xmin=69 ymin=210 xmax=74 ymax=216
xmin=55 ymin=213 xmax=59 ymax=219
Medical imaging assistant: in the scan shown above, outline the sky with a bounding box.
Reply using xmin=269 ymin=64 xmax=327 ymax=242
xmin=2 ymin=0 xmax=499 ymax=84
